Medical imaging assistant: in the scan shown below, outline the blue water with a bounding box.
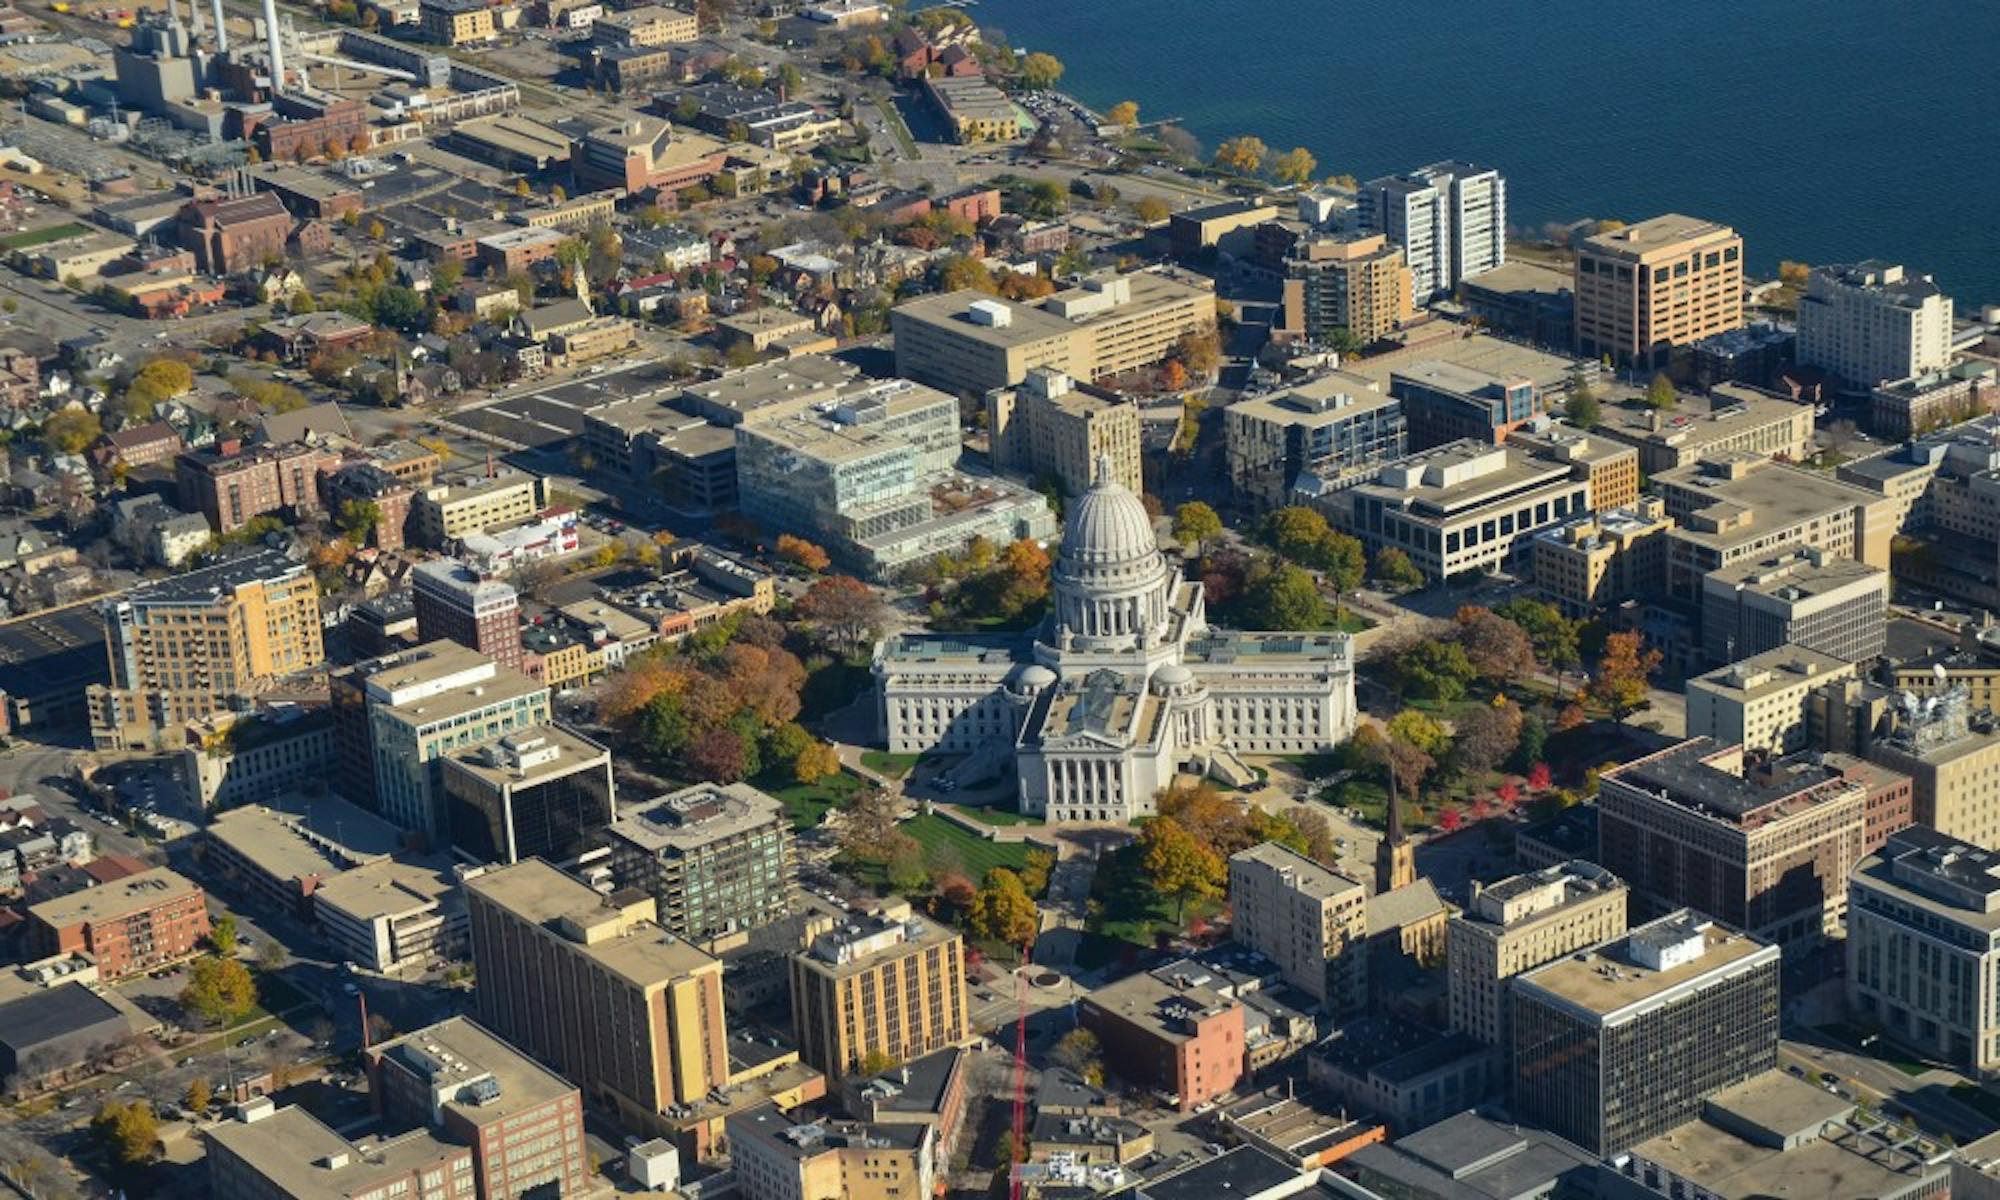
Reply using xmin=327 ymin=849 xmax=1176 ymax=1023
xmin=970 ymin=0 xmax=2000 ymax=304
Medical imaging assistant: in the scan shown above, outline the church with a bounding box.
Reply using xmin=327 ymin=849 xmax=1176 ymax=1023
xmin=874 ymin=458 xmax=1357 ymax=823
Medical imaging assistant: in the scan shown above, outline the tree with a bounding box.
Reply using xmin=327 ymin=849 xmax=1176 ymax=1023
xmin=1778 ymin=260 xmax=1811 ymax=286
xmin=1241 ymin=562 xmax=1327 ymax=630
xmin=1287 ymin=805 xmax=1338 ymax=864
xmin=1266 ymin=506 xmax=1331 ymax=562
xmin=1495 ymin=598 xmax=1582 ymax=694
xmin=1141 ymin=815 xmax=1225 ymax=921
xmin=1372 ymin=546 xmax=1423 ymax=589
xmin=1321 ymin=530 xmax=1366 ymax=604
xmin=685 ymin=726 xmax=751 ymax=783
xmin=1565 ymin=371 xmax=1600 ymax=428
xmin=338 ymin=498 xmax=382 ymax=544
xmin=1213 ymin=134 xmax=1267 ymax=176
xmin=1050 ymin=1028 xmax=1103 ymax=1083
xmin=93 ymin=1100 xmax=158 ymax=1166
xmin=1134 ymin=196 xmax=1171 ymax=224
xmin=184 ymin=1077 xmax=212 ymax=1116
xmin=775 ymin=534 xmax=831 ymax=573
xmin=133 ymin=357 xmax=194 ymax=397
xmin=1172 ymin=501 xmax=1222 ymax=556
xmin=1380 ymin=715 xmax=1439 ymax=798
xmin=1386 ymin=708 xmax=1450 ymax=756
xmin=1105 ymin=100 xmax=1139 ymax=126
xmin=42 ymin=408 xmax=101 ymax=453
xmin=1645 ymin=372 xmax=1678 ymax=410
xmin=1454 ymin=606 xmax=1535 ymax=684
xmin=797 ymin=575 xmax=887 ymax=650
xmin=1393 ymin=638 xmax=1475 ymax=702
xmin=1451 ymin=697 xmax=1523 ymax=778
xmin=257 ymin=940 xmax=287 ymax=972
xmin=1271 ymin=146 xmax=1317 ymax=186
xmin=1588 ymin=630 xmax=1663 ymax=722
xmin=792 ymin=739 xmax=840 ymax=785
xmin=180 ymin=955 xmax=257 ymax=1027
xmin=968 ymin=868 xmax=1039 ymax=947
xmin=210 ymin=913 xmax=238 ymax=956
xmin=1017 ymin=51 xmax=1064 ymax=89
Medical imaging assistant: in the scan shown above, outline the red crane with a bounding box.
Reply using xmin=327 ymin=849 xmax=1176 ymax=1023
xmin=1007 ymin=933 xmax=1035 ymax=1200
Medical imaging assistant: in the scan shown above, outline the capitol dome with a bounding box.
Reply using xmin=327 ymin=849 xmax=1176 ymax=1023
xmin=1060 ymin=463 xmax=1159 ymax=569
xmin=1050 ymin=455 xmax=1179 ymax=646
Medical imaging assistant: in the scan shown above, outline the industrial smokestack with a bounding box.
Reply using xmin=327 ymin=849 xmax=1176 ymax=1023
xmin=262 ymin=0 xmax=283 ymax=93
xmin=212 ymin=0 xmax=227 ymax=50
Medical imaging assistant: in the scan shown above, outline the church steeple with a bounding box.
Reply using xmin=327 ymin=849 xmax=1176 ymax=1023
xmin=1376 ymin=751 xmax=1415 ymax=894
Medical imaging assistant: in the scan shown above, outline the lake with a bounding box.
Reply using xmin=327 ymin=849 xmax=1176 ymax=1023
xmin=968 ymin=0 xmax=2000 ymax=304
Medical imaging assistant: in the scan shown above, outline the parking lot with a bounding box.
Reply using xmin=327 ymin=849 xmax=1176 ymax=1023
xmin=449 ymin=358 xmax=695 ymax=447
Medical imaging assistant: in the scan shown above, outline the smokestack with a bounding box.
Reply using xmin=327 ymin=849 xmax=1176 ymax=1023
xmin=262 ymin=0 xmax=284 ymax=93
xmin=213 ymin=0 xmax=228 ymax=51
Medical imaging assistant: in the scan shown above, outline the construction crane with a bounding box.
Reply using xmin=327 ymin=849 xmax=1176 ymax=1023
xmin=1007 ymin=932 xmax=1035 ymax=1200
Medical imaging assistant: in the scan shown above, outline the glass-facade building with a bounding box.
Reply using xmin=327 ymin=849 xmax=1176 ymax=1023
xmin=603 ymin=782 xmax=795 ymax=944
xmin=440 ymin=725 xmax=615 ymax=865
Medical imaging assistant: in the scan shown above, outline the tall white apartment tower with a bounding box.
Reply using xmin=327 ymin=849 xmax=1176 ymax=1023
xmin=1358 ymin=160 xmax=1506 ymax=300
xmin=1796 ymin=261 xmax=1954 ymax=394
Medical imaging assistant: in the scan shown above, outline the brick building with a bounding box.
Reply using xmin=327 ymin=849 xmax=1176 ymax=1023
xmin=1078 ymin=963 xmax=1245 ymax=1111
xmin=175 ymin=438 xmax=339 ymax=533
xmin=323 ymin=461 xmax=415 ymax=551
xmin=177 ymin=192 xmax=292 ymax=276
xmin=27 ymin=866 xmax=210 ymax=980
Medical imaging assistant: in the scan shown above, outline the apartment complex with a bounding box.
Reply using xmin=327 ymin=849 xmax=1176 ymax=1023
xmin=1572 ymin=214 xmax=1744 ymax=369
xmin=1326 ymin=437 xmax=1605 ymax=582
xmin=205 ymin=1102 xmax=476 ymax=1200
xmin=1276 ymin=233 xmax=1414 ymax=346
xmin=337 ymin=641 xmax=552 ymax=836
xmin=1512 ymin=912 xmax=1780 ymax=1156
xmin=1446 ymin=861 xmax=1627 ymax=1050
xmin=891 ymin=271 xmax=1216 ymax=396
xmin=1653 ymin=454 xmax=1895 ymax=601
xmin=1529 ymin=499 xmax=1673 ymax=616
xmin=1355 ymin=161 xmax=1506 ymax=299
xmin=1585 ymin=383 xmax=1815 ymax=475
xmin=1848 ymin=826 xmax=2000 ymax=1076
xmin=175 ymin=438 xmax=338 ymax=533
xmin=412 ymin=560 xmax=524 ymax=673
xmin=592 ymin=2 xmax=697 ymax=44
xmin=466 ymin=860 xmax=729 ymax=1131
xmin=1869 ymin=686 xmax=2000 ymax=850
xmin=412 ymin=473 xmax=545 ymax=548
xmin=1699 ymin=546 xmax=1889 ymax=667
xmin=440 ymin=724 xmax=616 ymax=866
xmin=1796 ymin=261 xmax=1954 ymax=394
xmin=603 ymin=782 xmax=795 ymax=946
xmin=1599 ymin=738 xmax=1870 ymax=945
xmin=790 ymin=900 xmax=970 ymax=1078
xmin=1077 ymin=962 xmax=1246 ymax=1112
xmin=89 ymin=549 xmax=325 ymax=750
xmin=1224 ymin=374 xmax=1404 ymax=511
xmin=366 ymin=1017 xmax=589 ymax=1200
xmin=728 ymin=1102 xmax=935 ymax=1200
xmin=27 ymin=866 xmax=210 ymax=980
xmin=987 ymin=368 xmax=1142 ymax=498
xmin=1684 ymin=645 xmax=1859 ymax=756
xmin=1225 ymin=842 xmax=1368 ymax=1012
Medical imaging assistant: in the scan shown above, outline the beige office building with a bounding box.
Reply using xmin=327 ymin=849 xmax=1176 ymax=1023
xmin=592 ymin=3 xmax=697 ymax=45
xmin=1584 ymin=383 xmax=1814 ymax=476
xmin=465 ymin=860 xmax=729 ymax=1132
xmin=1529 ymin=498 xmax=1674 ymax=616
xmin=1684 ymin=645 xmax=1859 ymax=757
xmin=728 ymin=1103 xmax=935 ymax=1200
xmin=412 ymin=473 xmax=546 ymax=548
xmin=1227 ymin=842 xmax=1369 ymax=1013
xmin=892 ymin=271 xmax=1214 ymax=396
xmin=1870 ymin=688 xmax=2000 ymax=851
xmin=790 ymin=899 xmax=969 ymax=1078
xmin=987 ymin=368 xmax=1142 ymax=497
xmin=1447 ymin=861 xmax=1627 ymax=1048
xmin=1573 ymin=213 xmax=1744 ymax=369
xmin=1277 ymin=233 xmax=1415 ymax=346
xmin=1654 ymin=454 xmax=1896 ymax=602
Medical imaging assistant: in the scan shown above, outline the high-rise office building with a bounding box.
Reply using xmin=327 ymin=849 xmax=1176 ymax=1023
xmin=465 ymin=860 xmax=729 ymax=1129
xmin=789 ymin=899 xmax=969 ymax=1079
xmin=1869 ymin=686 xmax=2000 ymax=851
xmin=1446 ymin=861 xmax=1626 ymax=1049
xmin=1226 ymin=841 xmax=1368 ymax=1012
xmin=1796 ymin=261 xmax=1954 ymax=395
xmin=1356 ymin=161 xmax=1506 ymax=300
xmin=987 ymin=368 xmax=1143 ymax=498
xmin=413 ymin=559 xmax=524 ymax=672
xmin=1848 ymin=826 xmax=2000 ymax=1077
xmin=440 ymin=724 xmax=616 ymax=865
xmin=88 ymin=548 xmax=324 ymax=750
xmin=1277 ymin=233 xmax=1414 ymax=346
xmin=1598 ymin=738 xmax=1869 ymax=946
xmin=1223 ymin=375 xmax=1406 ymax=512
xmin=1573 ymin=214 xmax=1744 ymax=370
xmin=1512 ymin=911 xmax=1780 ymax=1156
xmin=1698 ymin=546 xmax=1890 ymax=668
xmin=603 ymin=782 xmax=795 ymax=946
xmin=366 ymin=1017 xmax=590 ymax=1200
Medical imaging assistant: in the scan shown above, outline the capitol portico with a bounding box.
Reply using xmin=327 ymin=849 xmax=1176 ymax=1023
xmin=874 ymin=457 xmax=1357 ymax=823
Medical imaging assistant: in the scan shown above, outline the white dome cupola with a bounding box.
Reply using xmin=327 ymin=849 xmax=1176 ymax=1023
xmin=1051 ymin=454 xmax=1179 ymax=646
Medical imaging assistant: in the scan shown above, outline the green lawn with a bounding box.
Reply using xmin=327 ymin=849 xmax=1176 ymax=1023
xmin=758 ymin=767 xmax=865 ymax=830
xmin=1324 ymin=776 xmax=1436 ymax=833
xmin=1084 ymin=843 xmax=1221 ymax=957
xmin=0 ymin=222 xmax=89 ymax=250
xmin=952 ymin=802 xmax=1040 ymax=827
xmin=903 ymin=814 xmax=1030 ymax=879
xmin=862 ymin=751 xmax=923 ymax=779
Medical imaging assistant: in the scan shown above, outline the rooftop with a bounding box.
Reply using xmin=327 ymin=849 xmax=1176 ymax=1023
xmin=1580 ymin=213 xmax=1738 ymax=258
xmin=1138 ymin=1146 xmax=1302 ymax=1200
xmin=1854 ymin=825 xmax=2000 ymax=927
xmin=1341 ymin=1110 xmax=1598 ymax=1200
xmin=1604 ymin=737 xmax=1863 ymax=829
xmin=205 ymin=793 xmax=403 ymax=882
xmin=801 ymin=902 xmax=957 ymax=975
xmin=371 ymin=1016 xmax=576 ymax=1127
xmin=0 ymin=982 xmax=130 ymax=1051
xmin=311 ymin=858 xmax=459 ymax=923
xmin=1593 ymin=383 xmax=1808 ymax=446
xmin=1228 ymin=373 xmax=1396 ymax=428
xmin=604 ymin=781 xmax=785 ymax=855
xmin=1703 ymin=545 xmax=1888 ymax=603
xmin=1312 ymin=1014 xmax=1490 ymax=1087
xmin=1352 ymin=439 xmax=1576 ymax=518
xmin=440 ymin=724 xmax=608 ymax=793
xmin=1231 ymin=841 xmax=1366 ymax=902
xmin=1463 ymin=860 xmax=1624 ymax=929
xmin=120 ymin=548 xmax=305 ymax=607
xmin=28 ymin=866 xmax=199 ymax=928
xmin=204 ymin=1105 xmax=467 ymax=1200
xmin=1513 ymin=910 xmax=1777 ymax=1022
xmin=1084 ymin=962 xmax=1240 ymax=1045
xmin=1657 ymin=458 xmax=1880 ymax=554
xmin=466 ymin=859 xmax=718 ymax=988
xmin=1686 ymin=644 xmax=1856 ymax=701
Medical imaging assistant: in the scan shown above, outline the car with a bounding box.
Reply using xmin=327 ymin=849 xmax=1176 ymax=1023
xmin=238 ymin=1037 xmax=256 ymax=1048
xmin=1819 ymin=1071 xmax=1839 ymax=1084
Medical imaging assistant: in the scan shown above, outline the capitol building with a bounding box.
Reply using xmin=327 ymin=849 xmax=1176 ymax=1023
xmin=874 ymin=458 xmax=1357 ymax=823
